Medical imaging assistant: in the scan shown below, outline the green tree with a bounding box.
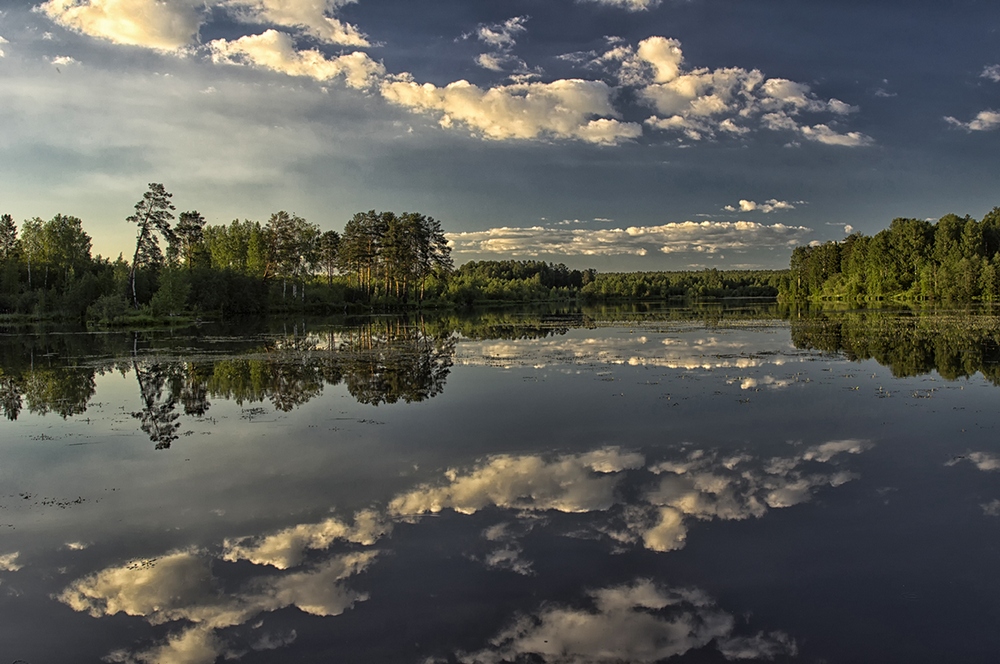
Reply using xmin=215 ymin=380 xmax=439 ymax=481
xmin=127 ymin=183 xmax=176 ymax=309
xmin=172 ymin=210 xmax=206 ymax=269
xmin=319 ymin=229 xmax=341 ymax=286
xmin=0 ymin=214 xmax=17 ymax=262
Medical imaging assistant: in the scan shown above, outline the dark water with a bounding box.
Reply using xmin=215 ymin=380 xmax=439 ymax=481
xmin=1 ymin=305 xmax=999 ymax=663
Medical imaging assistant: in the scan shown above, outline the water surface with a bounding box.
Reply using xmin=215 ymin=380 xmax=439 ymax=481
xmin=1 ymin=306 xmax=998 ymax=663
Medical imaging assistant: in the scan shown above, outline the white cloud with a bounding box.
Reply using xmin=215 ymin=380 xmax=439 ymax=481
xmin=50 ymin=55 xmax=79 ymax=66
xmin=0 ymin=551 xmax=22 ymax=572
xmin=0 ymin=35 xmax=8 ymax=58
xmin=447 ymin=220 xmax=812 ymax=258
xmin=209 ymin=30 xmax=384 ymax=89
xmin=33 ymin=2 xmax=872 ymax=149
xmin=388 ymin=448 xmax=644 ymax=517
xmin=224 ymin=0 xmax=368 ymax=47
xmin=469 ymin=17 xmax=535 ymax=75
xmin=585 ymin=37 xmax=871 ymax=146
xmin=728 ymin=199 xmax=798 ymax=214
xmin=458 ymin=579 xmax=796 ymax=664
xmin=380 ymin=76 xmax=641 ymax=144
xmin=38 ymin=0 xmax=368 ymax=53
xmin=579 ymin=0 xmax=662 ymax=11
xmin=945 ymin=110 xmax=1000 ymax=132
xmin=844 ymin=224 xmax=854 ymax=234
xmin=798 ymin=123 xmax=874 ymax=146
xmin=981 ymin=65 xmax=1000 ymax=83
xmin=38 ymin=0 xmax=206 ymax=52
xmin=470 ymin=16 xmax=528 ymax=50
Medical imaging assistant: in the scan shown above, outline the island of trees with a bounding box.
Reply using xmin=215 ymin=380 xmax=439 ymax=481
xmin=781 ymin=207 xmax=1000 ymax=302
xmin=0 ymin=184 xmax=785 ymax=322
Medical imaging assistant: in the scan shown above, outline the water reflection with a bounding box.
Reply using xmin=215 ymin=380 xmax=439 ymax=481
xmin=456 ymin=580 xmax=798 ymax=664
xmin=4 ymin=308 xmax=1000 ymax=439
xmin=3 ymin=306 xmax=1000 ymax=663
xmin=50 ymin=438 xmax=868 ymax=662
xmin=0 ymin=319 xmax=456 ymax=447
xmin=60 ymin=549 xmax=376 ymax=664
xmin=788 ymin=309 xmax=1000 ymax=382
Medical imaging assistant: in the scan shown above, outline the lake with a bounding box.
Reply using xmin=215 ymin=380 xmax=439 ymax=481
xmin=1 ymin=304 xmax=999 ymax=663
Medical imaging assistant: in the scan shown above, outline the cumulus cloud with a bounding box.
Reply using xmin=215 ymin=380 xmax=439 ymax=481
xmin=209 ymin=30 xmax=384 ymax=89
xmin=467 ymin=16 xmax=534 ymax=74
xmin=50 ymin=55 xmax=79 ymax=66
xmin=945 ymin=110 xmax=1000 ymax=132
xmin=388 ymin=448 xmax=644 ymax=517
xmin=458 ymin=579 xmax=796 ymax=663
xmin=469 ymin=16 xmax=528 ymax=50
xmin=981 ymin=65 xmax=1000 ymax=83
xmin=579 ymin=0 xmax=662 ymax=11
xmin=448 ymin=220 xmax=812 ymax=258
xmin=589 ymin=36 xmax=870 ymax=145
xmin=724 ymin=199 xmax=798 ymax=214
xmin=798 ymin=122 xmax=873 ymax=146
xmin=225 ymin=0 xmax=369 ymax=47
xmin=380 ymin=76 xmax=641 ymax=144
xmin=38 ymin=0 xmax=367 ymax=51
xmin=0 ymin=35 xmax=8 ymax=58
xmin=38 ymin=0 xmax=206 ymax=52
xmin=982 ymin=499 xmax=1000 ymax=517
xmin=34 ymin=2 xmax=871 ymax=148
xmin=0 ymin=551 xmax=22 ymax=572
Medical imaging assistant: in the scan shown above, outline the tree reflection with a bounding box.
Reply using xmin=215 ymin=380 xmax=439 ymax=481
xmin=132 ymin=360 xmax=181 ymax=450
xmin=0 ymin=371 xmax=22 ymax=421
xmin=338 ymin=319 xmax=455 ymax=405
xmin=789 ymin=309 xmax=1000 ymax=383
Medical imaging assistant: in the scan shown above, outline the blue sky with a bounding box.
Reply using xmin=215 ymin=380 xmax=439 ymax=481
xmin=0 ymin=0 xmax=998 ymax=270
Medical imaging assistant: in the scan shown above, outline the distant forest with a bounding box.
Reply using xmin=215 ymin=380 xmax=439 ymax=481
xmin=781 ymin=207 xmax=1000 ymax=302
xmin=0 ymin=184 xmax=782 ymax=322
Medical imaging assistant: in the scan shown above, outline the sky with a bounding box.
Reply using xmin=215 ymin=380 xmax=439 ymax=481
xmin=0 ymin=0 xmax=998 ymax=271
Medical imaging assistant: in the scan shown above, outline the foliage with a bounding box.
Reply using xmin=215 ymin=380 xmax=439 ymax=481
xmin=781 ymin=207 xmax=1000 ymax=302
xmin=127 ymin=183 xmax=176 ymax=309
xmin=581 ymin=269 xmax=783 ymax=301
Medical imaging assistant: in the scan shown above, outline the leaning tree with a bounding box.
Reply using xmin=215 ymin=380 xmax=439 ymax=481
xmin=127 ymin=183 xmax=176 ymax=308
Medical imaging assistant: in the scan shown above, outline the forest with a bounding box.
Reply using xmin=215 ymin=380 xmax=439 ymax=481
xmin=0 ymin=184 xmax=786 ymax=322
xmin=781 ymin=207 xmax=1000 ymax=302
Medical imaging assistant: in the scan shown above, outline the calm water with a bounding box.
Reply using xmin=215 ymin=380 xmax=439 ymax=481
xmin=1 ymin=305 xmax=999 ymax=663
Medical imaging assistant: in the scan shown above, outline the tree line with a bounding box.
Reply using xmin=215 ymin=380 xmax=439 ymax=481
xmin=781 ymin=207 xmax=1000 ymax=302
xmin=0 ymin=183 xmax=793 ymax=321
xmin=0 ymin=184 xmax=455 ymax=320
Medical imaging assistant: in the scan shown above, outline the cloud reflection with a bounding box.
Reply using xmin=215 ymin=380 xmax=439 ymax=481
xmin=222 ymin=508 xmax=390 ymax=569
xmin=59 ymin=438 xmax=868 ymax=661
xmin=0 ymin=551 xmax=23 ymax=572
xmin=389 ymin=447 xmax=645 ymax=517
xmin=457 ymin=579 xmax=797 ymax=663
xmin=59 ymin=549 xmax=376 ymax=663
